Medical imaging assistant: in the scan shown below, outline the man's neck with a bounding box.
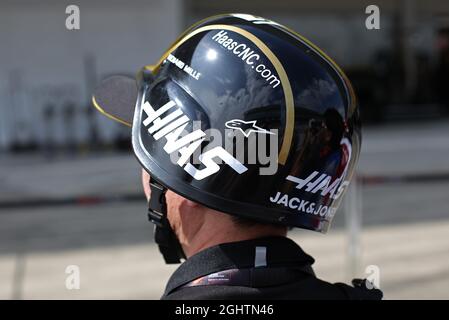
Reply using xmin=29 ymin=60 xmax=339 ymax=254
xmin=181 ymin=210 xmax=287 ymax=258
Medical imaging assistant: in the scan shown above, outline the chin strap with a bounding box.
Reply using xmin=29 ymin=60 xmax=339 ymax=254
xmin=147 ymin=177 xmax=186 ymax=264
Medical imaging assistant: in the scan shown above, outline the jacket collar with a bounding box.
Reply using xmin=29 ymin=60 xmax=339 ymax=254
xmin=163 ymin=236 xmax=315 ymax=296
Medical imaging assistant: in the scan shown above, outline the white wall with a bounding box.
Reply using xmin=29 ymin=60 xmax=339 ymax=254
xmin=0 ymin=0 xmax=183 ymax=148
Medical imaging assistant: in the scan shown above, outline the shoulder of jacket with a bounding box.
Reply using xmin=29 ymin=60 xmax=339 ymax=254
xmin=333 ymin=279 xmax=383 ymax=300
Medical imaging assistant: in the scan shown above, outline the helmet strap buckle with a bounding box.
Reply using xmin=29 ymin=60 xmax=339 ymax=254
xmin=147 ymin=180 xmax=166 ymax=227
xmin=147 ymin=177 xmax=186 ymax=264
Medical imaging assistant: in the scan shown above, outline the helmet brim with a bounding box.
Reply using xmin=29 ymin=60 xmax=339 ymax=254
xmin=92 ymin=75 xmax=137 ymax=127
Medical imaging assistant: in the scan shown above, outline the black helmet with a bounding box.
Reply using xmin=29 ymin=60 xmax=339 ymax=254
xmin=93 ymin=13 xmax=361 ymax=262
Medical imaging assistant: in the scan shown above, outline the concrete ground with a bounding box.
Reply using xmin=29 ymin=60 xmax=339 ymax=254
xmin=0 ymin=119 xmax=448 ymax=299
xmin=1 ymin=214 xmax=448 ymax=299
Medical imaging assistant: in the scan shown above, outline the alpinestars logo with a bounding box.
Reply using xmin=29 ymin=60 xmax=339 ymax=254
xmin=141 ymin=100 xmax=248 ymax=180
xmin=225 ymin=119 xmax=275 ymax=138
xmin=225 ymin=119 xmax=275 ymax=137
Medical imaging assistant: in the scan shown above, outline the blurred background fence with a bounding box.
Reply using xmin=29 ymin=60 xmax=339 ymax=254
xmin=1 ymin=0 xmax=449 ymax=299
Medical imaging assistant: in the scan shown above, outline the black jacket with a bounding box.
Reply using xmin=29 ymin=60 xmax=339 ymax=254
xmin=161 ymin=236 xmax=382 ymax=300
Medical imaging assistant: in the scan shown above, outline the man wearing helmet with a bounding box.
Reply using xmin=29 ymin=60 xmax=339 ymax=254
xmin=92 ymin=13 xmax=382 ymax=300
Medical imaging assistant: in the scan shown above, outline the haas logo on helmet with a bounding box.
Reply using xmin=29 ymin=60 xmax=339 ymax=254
xmin=141 ymin=100 xmax=248 ymax=180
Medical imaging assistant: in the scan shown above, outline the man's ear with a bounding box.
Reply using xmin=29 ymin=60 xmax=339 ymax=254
xmin=184 ymin=199 xmax=201 ymax=208
xmin=141 ymin=169 xmax=151 ymax=201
